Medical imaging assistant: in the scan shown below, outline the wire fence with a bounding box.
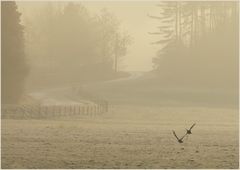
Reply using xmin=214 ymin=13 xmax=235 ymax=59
xmin=1 ymin=101 xmax=108 ymax=119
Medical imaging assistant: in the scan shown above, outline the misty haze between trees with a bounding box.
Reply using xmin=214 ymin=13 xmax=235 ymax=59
xmin=1 ymin=1 xmax=238 ymax=105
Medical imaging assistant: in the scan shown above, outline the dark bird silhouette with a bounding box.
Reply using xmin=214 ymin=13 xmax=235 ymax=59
xmin=172 ymin=130 xmax=187 ymax=143
xmin=186 ymin=123 xmax=196 ymax=134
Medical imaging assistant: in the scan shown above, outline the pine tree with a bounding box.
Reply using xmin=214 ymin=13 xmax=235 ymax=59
xmin=1 ymin=1 xmax=28 ymax=104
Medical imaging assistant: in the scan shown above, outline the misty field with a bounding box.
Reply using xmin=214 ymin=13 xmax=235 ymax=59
xmin=2 ymin=1 xmax=239 ymax=169
xmin=1 ymin=105 xmax=238 ymax=169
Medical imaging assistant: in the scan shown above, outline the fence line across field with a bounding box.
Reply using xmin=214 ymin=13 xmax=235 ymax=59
xmin=1 ymin=101 xmax=108 ymax=119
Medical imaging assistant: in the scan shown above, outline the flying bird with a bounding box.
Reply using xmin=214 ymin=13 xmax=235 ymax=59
xmin=186 ymin=123 xmax=196 ymax=134
xmin=172 ymin=130 xmax=187 ymax=143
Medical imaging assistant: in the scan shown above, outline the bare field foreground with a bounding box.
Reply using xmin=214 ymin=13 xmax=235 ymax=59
xmin=1 ymin=105 xmax=238 ymax=169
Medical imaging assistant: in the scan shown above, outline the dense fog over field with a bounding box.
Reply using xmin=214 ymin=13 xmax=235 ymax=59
xmin=1 ymin=1 xmax=239 ymax=169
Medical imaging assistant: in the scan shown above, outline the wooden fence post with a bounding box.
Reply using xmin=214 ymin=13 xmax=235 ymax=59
xmin=64 ymin=106 xmax=66 ymax=115
xmin=87 ymin=105 xmax=90 ymax=115
xmin=53 ymin=105 xmax=56 ymax=116
xmin=83 ymin=106 xmax=86 ymax=115
xmin=75 ymin=105 xmax=77 ymax=115
xmin=70 ymin=105 xmax=72 ymax=115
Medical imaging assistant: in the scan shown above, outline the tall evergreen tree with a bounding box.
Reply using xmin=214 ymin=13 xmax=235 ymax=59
xmin=150 ymin=1 xmax=238 ymax=89
xmin=1 ymin=1 xmax=28 ymax=104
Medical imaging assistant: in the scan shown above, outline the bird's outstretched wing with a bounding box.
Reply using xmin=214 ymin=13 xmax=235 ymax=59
xmin=189 ymin=123 xmax=196 ymax=130
xmin=180 ymin=133 xmax=187 ymax=141
xmin=172 ymin=130 xmax=179 ymax=140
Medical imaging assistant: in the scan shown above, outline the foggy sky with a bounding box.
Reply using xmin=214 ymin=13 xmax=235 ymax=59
xmin=17 ymin=1 xmax=162 ymax=71
xmin=82 ymin=1 xmax=161 ymax=71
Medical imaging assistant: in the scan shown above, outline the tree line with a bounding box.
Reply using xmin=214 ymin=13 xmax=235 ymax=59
xmin=2 ymin=1 xmax=29 ymax=104
xmin=25 ymin=2 xmax=131 ymax=86
xmin=2 ymin=2 xmax=131 ymax=104
xmin=149 ymin=2 xmax=238 ymax=89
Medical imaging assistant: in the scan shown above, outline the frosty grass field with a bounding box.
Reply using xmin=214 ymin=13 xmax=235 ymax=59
xmin=1 ymin=105 xmax=238 ymax=169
